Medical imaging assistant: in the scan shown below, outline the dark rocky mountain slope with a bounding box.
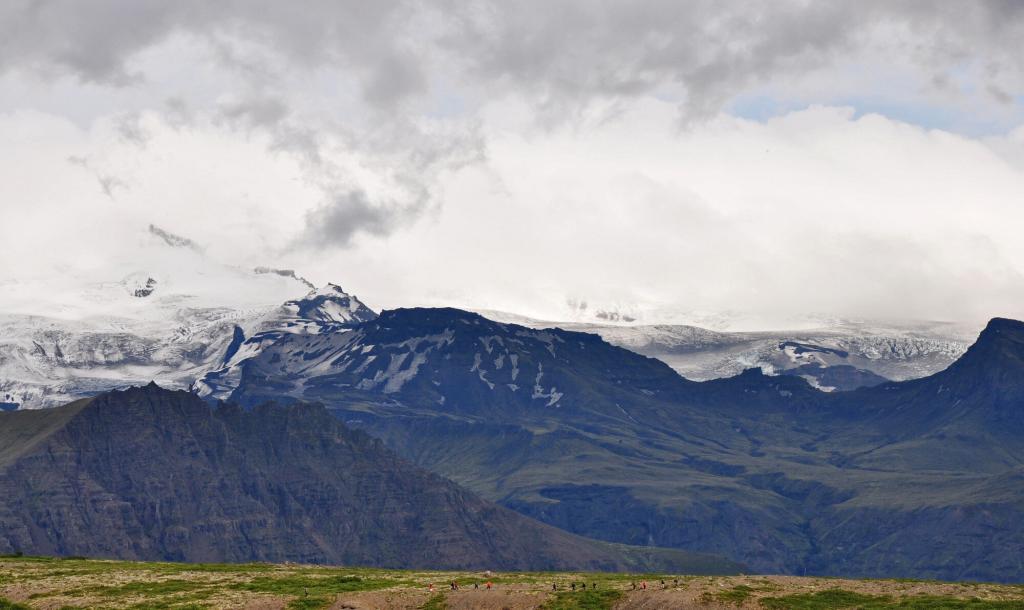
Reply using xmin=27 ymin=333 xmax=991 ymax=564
xmin=227 ymin=311 xmax=1024 ymax=582
xmin=0 ymin=384 xmax=739 ymax=573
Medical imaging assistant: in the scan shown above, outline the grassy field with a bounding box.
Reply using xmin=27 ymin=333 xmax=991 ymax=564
xmin=2 ymin=555 xmax=1024 ymax=609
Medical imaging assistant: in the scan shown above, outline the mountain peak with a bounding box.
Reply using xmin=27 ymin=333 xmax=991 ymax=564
xmin=281 ymin=283 xmax=377 ymax=325
xmin=979 ymin=317 xmax=1024 ymax=340
xmin=959 ymin=317 xmax=1024 ymax=363
xmin=308 ymin=282 xmax=349 ymax=298
xmin=378 ymin=307 xmax=488 ymax=325
xmin=921 ymin=317 xmax=1024 ymax=411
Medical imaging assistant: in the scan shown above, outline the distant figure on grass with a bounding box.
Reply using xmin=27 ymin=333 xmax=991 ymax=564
xmin=486 ymin=581 xmax=492 ymax=590
xmin=571 ymin=582 xmax=576 ymax=591
xmin=582 ymin=582 xmax=587 ymax=590
xmin=552 ymin=583 xmax=557 ymax=591
xmin=641 ymin=580 xmax=647 ymax=590
xmin=631 ymin=582 xmax=636 ymax=590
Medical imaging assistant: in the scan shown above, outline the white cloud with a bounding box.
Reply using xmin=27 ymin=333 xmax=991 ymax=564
xmin=1 ymin=2 xmax=1024 ymax=327
xmin=315 ymin=100 xmax=1024 ymax=324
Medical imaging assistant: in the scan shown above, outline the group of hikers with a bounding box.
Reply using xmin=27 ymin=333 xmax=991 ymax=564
xmin=428 ymin=580 xmax=492 ymax=592
xmin=552 ymin=581 xmax=598 ymax=591
xmin=630 ymin=579 xmax=680 ymax=590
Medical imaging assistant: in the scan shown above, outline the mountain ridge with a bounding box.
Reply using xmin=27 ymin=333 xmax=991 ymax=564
xmin=224 ymin=308 xmax=1024 ymax=581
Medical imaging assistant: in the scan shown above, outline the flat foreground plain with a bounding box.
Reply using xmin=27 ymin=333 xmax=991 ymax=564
xmin=2 ymin=556 xmax=1024 ymax=609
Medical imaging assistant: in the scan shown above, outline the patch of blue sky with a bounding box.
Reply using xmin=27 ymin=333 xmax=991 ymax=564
xmin=727 ymin=93 xmax=1024 ymax=137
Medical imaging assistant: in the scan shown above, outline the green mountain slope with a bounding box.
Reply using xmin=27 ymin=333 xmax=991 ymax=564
xmin=0 ymin=384 xmax=739 ymax=574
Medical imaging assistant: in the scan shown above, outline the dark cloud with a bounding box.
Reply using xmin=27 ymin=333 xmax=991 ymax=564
xmin=441 ymin=1 xmax=1024 ymax=120
xmin=0 ymin=1 xmax=421 ymax=103
xmin=215 ymin=97 xmax=289 ymax=130
xmin=301 ymin=189 xmax=425 ymax=248
xmin=3 ymin=1 xmax=1022 ymax=115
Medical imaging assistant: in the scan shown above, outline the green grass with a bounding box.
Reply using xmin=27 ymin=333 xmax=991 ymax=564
xmin=95 ymin=579 xmax=212 ymax=596
xmin=124 ymin=603 xmax=207 ymax=610
xmin=4 ymin=556 xmax=1024 ymax=610
xmin=760 ymin=589 xmax=1024 ymax=609
xmin=761 ymin=589 xmax=892 ymax=609
xmin=27 ymin=577 xmax=221 ymax=604
xmin=286 ymin=596 xmax=332 ymax=610
xmin=716 ymin=583 xmax=756 ymax=604
xmin=1 ymin=557 xmax=404 ymax=609
xmin=230 ymin=574 xmax=398 ymax=597
xmin=542 ymin=589 xmax=623 ymax=609
xmin=420 ymin=593 xmax=447 ymax=610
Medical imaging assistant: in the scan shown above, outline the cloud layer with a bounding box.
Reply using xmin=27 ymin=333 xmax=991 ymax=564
xmin=1 ymin=1 xmax=1023 ymax=326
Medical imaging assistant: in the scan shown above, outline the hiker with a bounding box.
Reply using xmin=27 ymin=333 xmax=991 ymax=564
xmin=486 ymin=581 xmax=492 ymax=590
xmin=641 ymin=580 xmax=647 ymax=590
xmin=304 ymin=587 xmax=308 ymax=597
xmin=582 ymin=582 xmax=587 ymax=590
xmin=429 ymin=583 xmax=435 ymax=592
xmin=475 ymin=583 xmax=479 ymax=590
xmin=571 ymin=582 xmax=576 ymax=591
xmin=552 ymin=583 xmax=557 ymax=591
xmin=674 ymin=579 xmax=679 ymax=587
xmin=631 ymin=582 xmax=636 ymax=590
xmin=592 ymin=583 xmax=597 ymax=589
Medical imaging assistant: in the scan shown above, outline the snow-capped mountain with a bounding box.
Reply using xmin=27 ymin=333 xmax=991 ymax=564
xmin=1 ymin=282 xmax=377 ymax=409
xmin=0 ymin=223 xmax=978 ymax=407
xmin=553 ymin=299 xmax=862 ymax=332
xmin=0 ymin=225 xmax=375 ymax=409
xmin=277 ymin=283 xmax=378 ymax=328
xmin=473 ymin=310 xmax=975 ymax=390
xmin=192 ymin=284 xmax=377 ymax=401
xmin=206 ymin=307 xmax=692 ymax=414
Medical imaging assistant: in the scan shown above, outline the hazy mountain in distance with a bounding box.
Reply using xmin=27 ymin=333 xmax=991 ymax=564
xmin=475 ymin=309 xmax=975 ymax=390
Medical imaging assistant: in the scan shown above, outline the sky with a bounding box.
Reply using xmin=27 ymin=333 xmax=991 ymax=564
xmin=2 ymin=1 xmax=1024 ymax=327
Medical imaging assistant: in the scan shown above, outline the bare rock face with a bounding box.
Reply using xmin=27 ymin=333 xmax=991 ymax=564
xmin=0 ymin=384 xmax=737 ymax=573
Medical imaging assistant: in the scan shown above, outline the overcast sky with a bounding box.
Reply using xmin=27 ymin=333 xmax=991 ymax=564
xmin=2 ymin=1 xmax=1024 ymax=326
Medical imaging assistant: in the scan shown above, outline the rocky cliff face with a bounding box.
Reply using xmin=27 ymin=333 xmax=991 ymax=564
xmin=0 ymin=384 xmax=737 ymax=573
